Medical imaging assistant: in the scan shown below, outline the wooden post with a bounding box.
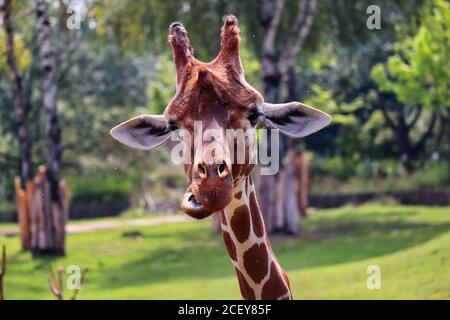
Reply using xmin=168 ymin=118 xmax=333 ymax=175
xmin=14 ymin=166 xmax=69 ymax=257
xmin=293 ymin=148 xmax=310 ymax=216
xmin=30 ymin=166 xmax=68 ymax=256
xmin=279 ymin=151 xmax=300 ymax=235
xmin=14 ymin=178 xmax=31 ymax=250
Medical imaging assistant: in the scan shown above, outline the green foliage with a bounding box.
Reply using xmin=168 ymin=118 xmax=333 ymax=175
xmin=0 ymin=32 xmax=31 ymax=73
xmin=147 ymin=55 xmax=176 ymax=115
xmin=411 ymin=161 xmax=449 ymax=189
xmin=310 ymin=155 xmax=450 ymax=193
xmin=68 ymin=174 xmax=131 ymax=205
xmin=239 ymin=38 xmax=262 ymax=91
xmin=92 ymin=0 xmax=232 ymax=59
xmin=312 ymin=156 xmax=358 ymax=181
xmin=371 ymin=0 xmax=450 ymax=114
xmin=303 ymin=80 xmax=368 ymax=159
xmin=151 ymin=168 xmax=186 ymax=190
xmin=305 ymin=85 xmax=363 ymax=126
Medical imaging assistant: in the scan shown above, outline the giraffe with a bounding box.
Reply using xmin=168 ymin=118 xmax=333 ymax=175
xmin=110 ymin=16 xmax=331 ymax=300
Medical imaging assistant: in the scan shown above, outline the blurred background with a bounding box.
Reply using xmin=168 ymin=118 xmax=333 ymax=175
xmin=0 ymin=0 xmax=448 ymax=299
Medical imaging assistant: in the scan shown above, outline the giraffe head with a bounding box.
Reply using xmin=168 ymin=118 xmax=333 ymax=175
xmin=110 ymin=16 xmax=331 ymax=219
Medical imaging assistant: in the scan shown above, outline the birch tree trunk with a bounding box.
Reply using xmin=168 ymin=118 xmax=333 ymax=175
xmin=32 ymin=0 xmax=66 ymax=256
xmin=258 ymin=0 xmax=283 ymax=233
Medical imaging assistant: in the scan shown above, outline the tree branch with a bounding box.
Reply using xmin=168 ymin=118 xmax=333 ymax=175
xmin=408 ymin=106 xmax=423 ymax=129
xmin=434 ymin=114 xmax=446 ymax=150
xmin=1 ymin=0 xmax=22 ymax=101
xmin=414 ymin=112 xmax=437 ymax=155
xmin=281 ymin=0 xmax=307 ymax=53
xmin=261 ymin=0 xmax=285 ymax=55
xmin=377 ymin=91 xmax=397 ymax=130
xmin=280 ymin=0 xmax=317 ymax=72
xmin=1 ymin=0 xmax=33 ymax=184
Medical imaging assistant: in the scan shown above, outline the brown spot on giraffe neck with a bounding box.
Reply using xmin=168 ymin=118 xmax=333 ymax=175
xmin=243 ymin=243 xmax=269 ymax=284
xmin=261 ymin=262 xmax=291 ymax=300
xmin=235 ymin=191 xmax=242 ymax=199
xmin=235 ymin=268 xmax=255 ymax=300
xmin=230 ymin=204 xmax=251 ymax=243
xmin=249 ymin=191 xmax=264 ymax=237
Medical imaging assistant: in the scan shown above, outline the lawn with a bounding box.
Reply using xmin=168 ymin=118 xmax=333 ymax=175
xmin=1 ymin=204 xmax=449 ymax=299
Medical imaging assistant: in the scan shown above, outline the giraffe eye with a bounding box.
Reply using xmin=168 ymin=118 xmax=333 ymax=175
xmin=168 ymin=121 xmax=179 ymax=131
xmin=248 ymin=111 xmax=260 ymax=126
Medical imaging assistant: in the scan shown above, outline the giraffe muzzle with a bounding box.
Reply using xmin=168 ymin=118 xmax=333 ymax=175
xmin=180 ymin=187 xmax=212 ymax=219
xmin=180 ymin=168 xmax=233 ymax=219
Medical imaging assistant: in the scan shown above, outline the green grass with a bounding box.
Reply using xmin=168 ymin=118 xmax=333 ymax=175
xmin=1 ymin=204 xmax=449 ymax=299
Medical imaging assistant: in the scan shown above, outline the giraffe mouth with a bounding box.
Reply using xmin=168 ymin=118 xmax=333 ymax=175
xmin=180 ymin=167 xmax=234 ymax=219
xmin=180 ymin=188 xmax=212 ymax=219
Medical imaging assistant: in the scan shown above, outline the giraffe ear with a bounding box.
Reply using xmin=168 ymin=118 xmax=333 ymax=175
xmin=263 ymin=102 xmax=331 ymax=138
xmin=110 ymin=115 xmax=172 ymax=150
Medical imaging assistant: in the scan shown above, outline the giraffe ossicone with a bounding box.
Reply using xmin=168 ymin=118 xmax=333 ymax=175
xmin=110 ymin=15 xmax=331 ymax=300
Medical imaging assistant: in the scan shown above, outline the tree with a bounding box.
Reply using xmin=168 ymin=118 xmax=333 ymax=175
xmin=371 ymin=90 xmax=437 ymax=171
xmin=371 ymin=0 xmax=450 ymax=174
xmin=253 ymin=0 xmax=318 ymax=235
xmin=1 ymin=0 xmax=34 ymax=251
xmin=1 ymin=0 xmax=32 ymax=186
xmin=31 ymin=0 xmax=66 ymax=255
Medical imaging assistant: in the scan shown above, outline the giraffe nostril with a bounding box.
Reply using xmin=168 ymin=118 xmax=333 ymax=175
xmin=197 ymin=163 xmax=207 ymax=177
xmin=217 ymin=161 xmax=228 ymax=178
xmin=188 ymin=194 xmax=201 ymax=207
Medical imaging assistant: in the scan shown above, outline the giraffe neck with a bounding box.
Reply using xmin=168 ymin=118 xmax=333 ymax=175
xmin=219 ymin=176 xmax=292 ymax=300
